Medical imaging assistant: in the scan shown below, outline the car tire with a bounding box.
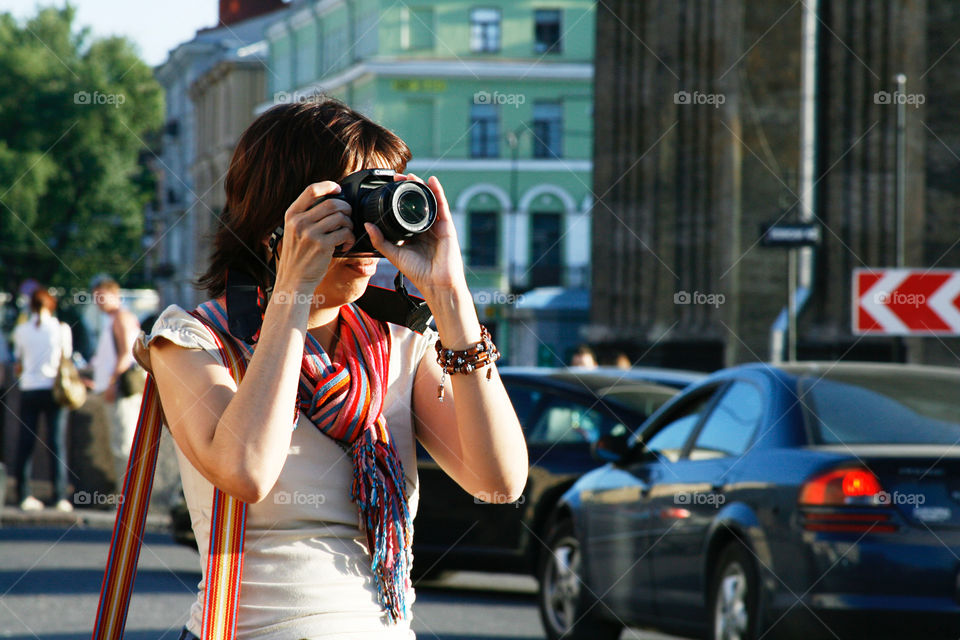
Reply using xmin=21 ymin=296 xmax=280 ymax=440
xmin=537 ymin=518 xmax=622 ymax=640
xmin=708 ymin=542 xmax=760 ymax=640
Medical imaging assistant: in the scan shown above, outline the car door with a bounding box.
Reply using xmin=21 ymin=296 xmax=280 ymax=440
xmin=580 ymin=387 xmax=721 ymax=620
xmin=647 ymin=379 xmax=765 ymax=623
xmin=414 ymin=381 xmax=545 ymax=559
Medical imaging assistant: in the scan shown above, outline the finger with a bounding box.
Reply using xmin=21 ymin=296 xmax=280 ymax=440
xmin=286 ymin=181 xmax=341 ymax=217
xmin=427 ymin=176 xmax=452 ymax=223
xmin=304 ymin=197 xmax=351 ymax=222
xmin=329 ymin=227 xmax=356 ymax=251
xmin=364 ymin=222 xmax=401 ymax=262
xmin=311 ymin=211 xmax=353 ymax=234
xmin=405 ymin=172 xmax=426 ymax=185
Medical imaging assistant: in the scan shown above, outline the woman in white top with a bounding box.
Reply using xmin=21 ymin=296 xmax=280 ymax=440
xmin=140 ymin=98 xmax=528 ymax=639
xmin=12 ymin=287 xmax=73 ymax=512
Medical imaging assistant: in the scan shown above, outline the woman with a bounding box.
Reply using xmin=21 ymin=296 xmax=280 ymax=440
xmin=12 ymin=287 xmax=73 ymax=512
xmin=138 ymin=98 xmax=527 ymax=638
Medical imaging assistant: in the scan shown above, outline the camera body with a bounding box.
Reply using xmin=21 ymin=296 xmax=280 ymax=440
xmin=313 ymin=168 xmax=438 ymax=256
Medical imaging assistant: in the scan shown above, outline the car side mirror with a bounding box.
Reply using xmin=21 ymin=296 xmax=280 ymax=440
xmin=592 ymin=432 xmax=634 ymax=465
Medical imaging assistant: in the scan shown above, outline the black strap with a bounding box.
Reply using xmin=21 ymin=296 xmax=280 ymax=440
xmin=224 ymin=269 xmax=433 ymax=343
xmin=355 ymin=272 xmax=434 ymax=334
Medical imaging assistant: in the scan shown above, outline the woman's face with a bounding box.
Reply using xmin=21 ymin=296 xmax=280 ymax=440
xmin=309 ymin=155 xmax=399 ymax=309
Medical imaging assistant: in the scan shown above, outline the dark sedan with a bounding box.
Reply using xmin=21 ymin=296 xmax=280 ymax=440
xmin=413 ymin=366 xmax=703 ymax=580
xmin=541 ymin=362 xmax=960 ymax=640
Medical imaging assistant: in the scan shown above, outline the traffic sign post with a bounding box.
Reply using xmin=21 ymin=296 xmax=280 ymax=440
xmin=762 ymin=222 xmax=821 ymax=362
xmin=853 ymin=269 xmax=960 ymax=335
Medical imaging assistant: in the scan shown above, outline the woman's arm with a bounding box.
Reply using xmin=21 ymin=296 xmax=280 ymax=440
xmin=150 ymin=180 xmax=355 ymax=503
xmin=365 ymin=173 xmax=528 ymax=502
xmin=411 ymin=285 xmax=528 ymax=502
xmin=151 ymin=296 xmax=310 ymax=503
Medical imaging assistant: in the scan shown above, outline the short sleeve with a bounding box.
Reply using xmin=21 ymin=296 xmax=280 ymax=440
xmin=133 ymin=304 xmax=223 ymax=374
xmin=60 ymin=321 xmax=72 ymax=357
xmin=412 ymin=325 xmax=438 ymax=377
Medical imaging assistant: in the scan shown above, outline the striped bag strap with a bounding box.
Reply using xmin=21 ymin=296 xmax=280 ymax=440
xmin=189 ymin=313 xmax=249 ymax=640
xmin=92 ymin=314 xmax=249 ymax=640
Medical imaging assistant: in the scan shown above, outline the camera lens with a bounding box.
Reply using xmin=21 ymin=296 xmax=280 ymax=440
xmin=396 ymin=190 xmax=430 ymax=226
xmin=360 ymin=180 xmax=437 ymax=243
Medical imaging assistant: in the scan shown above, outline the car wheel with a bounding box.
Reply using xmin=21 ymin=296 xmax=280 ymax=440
xmin=709 ymin=543 xmax=759 ymax=640
xmin=537 ymin=518 xmax=622 ymax=640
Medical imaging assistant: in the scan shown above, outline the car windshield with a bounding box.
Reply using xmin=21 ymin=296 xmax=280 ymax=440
xmin=598 ymin=384 xmax=678 ymax=418
xmin=796 ymin=368 xmax=960 ymax=445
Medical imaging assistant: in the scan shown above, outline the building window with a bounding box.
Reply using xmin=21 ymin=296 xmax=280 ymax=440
xmin=534 ymin=9 xmax=562 ymax=54
xmin=468 ymin=211 xmax=500 ymax=267
xmin=470 ymin=103 xmax=499 ymax=158
xmin=530 ymin=212 xmax=562 ymax=287
xmin=532 ymin=102 xmax=563 ymax=158
xmin=470 ymin=7 xmax=501 ymax=52
xmin=402 ymin=6 xmax=434 ymax=50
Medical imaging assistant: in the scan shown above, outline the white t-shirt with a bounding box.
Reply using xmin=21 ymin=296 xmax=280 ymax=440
xmin=90 ymin=309 xmax=139 ymax=393
xmin=136 ymin=304 xmax=437 ymax=639
xmin=12 ymin=312 xmax=72 ymax=391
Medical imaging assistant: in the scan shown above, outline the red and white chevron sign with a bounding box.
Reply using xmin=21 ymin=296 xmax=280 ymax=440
xmin=853 ymin=268 xmax=960 ymax=335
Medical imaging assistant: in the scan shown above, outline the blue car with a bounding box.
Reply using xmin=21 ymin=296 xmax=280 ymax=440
xmin=539 ymin=362 xmax=960 ymax=640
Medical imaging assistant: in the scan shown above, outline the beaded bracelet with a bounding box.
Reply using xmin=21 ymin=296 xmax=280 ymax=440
xmin=434 ymin=325 xmax=501 ymax=401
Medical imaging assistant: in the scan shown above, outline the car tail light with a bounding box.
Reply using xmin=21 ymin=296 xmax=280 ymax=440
xmin=798 ymin=467 xmax=898 ymax=533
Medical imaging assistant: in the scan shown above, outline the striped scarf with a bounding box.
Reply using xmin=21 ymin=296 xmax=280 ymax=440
xmin=194 ymin=296 xmax=413 ymax=622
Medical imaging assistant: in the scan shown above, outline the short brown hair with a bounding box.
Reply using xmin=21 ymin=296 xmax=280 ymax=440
xmin=197 ymin=98 xmax=412 ymax=298
xmin=91 ymin=276 xmax=120 ymax=293
xmin=30 ymin=288 xmax=56 ymax=314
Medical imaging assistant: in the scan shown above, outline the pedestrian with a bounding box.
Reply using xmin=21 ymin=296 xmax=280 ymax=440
xmin=11 ymin=287 xmax=73 ymax=512
xmin=569 ymin=344 xmax=598 ymax=368
xmin=135 ymin=98 xmax=528 ymax=639
xmin=88 ymin=276 xmax=142 ymax=492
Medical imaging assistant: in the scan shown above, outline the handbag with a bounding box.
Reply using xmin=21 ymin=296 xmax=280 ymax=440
xmin=53 ymin=322 xmax=86 ymax=409
xmin=93 ymin=314 xmax=249 ymax=640
xmin=117 ymin=365 xmax=146 ymax=397
xmin=112 ymin=313 xmax=147 ymax=397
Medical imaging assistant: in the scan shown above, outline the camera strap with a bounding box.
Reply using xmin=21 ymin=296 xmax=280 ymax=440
xmin=355 ymin=271 xmax=434 ymax=334
xmin=224 ymin=268 xmax=434 ymax=343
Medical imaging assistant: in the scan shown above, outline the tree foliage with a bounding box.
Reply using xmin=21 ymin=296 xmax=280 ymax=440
xmin=0 ymin=4 xmax=162 ymax=294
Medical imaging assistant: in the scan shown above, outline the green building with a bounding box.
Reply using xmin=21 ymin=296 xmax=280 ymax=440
xmin=264 ymin=0 xmax=594 ymax=365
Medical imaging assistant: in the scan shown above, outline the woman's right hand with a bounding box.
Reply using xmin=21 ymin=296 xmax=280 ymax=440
xmin=274 ymin=181 xmax=355 ymax=292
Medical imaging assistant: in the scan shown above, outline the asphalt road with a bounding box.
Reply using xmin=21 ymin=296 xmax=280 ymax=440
xmin=0 ymin=526 xmax=681 ymax=640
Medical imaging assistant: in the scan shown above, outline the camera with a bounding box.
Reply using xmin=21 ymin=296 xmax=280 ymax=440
xmin=313 ymin=168 xmax=437 ymax=256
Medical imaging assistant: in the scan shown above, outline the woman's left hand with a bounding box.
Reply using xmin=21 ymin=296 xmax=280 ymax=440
xmin=364 ymin=174 xmax=467 ymax=299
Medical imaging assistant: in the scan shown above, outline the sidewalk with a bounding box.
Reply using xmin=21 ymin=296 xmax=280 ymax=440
xmin=0 ymin=504 xmax=171 ymax=532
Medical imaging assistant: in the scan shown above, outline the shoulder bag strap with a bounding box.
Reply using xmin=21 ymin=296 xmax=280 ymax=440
xmin=92 ymin=312 xmax=249 ymax=640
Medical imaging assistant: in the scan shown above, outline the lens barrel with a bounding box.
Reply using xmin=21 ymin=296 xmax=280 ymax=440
xmin=362 ymin=181 xmax=437 ymax=242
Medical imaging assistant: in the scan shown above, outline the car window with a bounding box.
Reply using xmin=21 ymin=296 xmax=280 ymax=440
xmin=689 ymin=381 xmax=763 ymax=460
xmin=641 ymin=391 xmax=715 ymax=463
xmin=528 ymin=396 xmax=606 ymax=444
xmin=504 ymin=383 xmax=544 ymax=429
